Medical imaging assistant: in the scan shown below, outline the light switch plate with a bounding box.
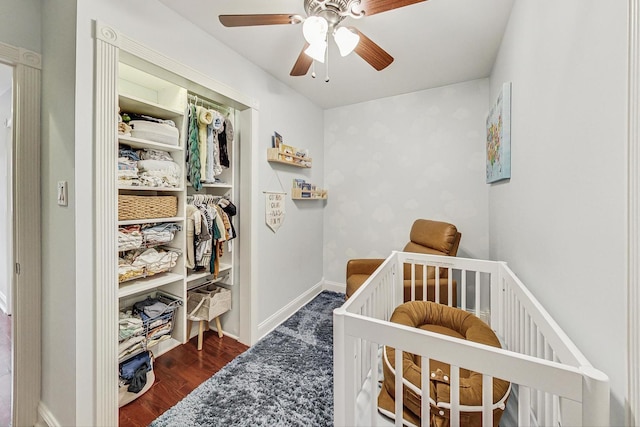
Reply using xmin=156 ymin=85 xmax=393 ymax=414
xmin=57 ymin=181 xmax=67 ymax=206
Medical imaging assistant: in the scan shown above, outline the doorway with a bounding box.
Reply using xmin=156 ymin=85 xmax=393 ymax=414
xmin=0 ymin=61 xmax=12 ymax=427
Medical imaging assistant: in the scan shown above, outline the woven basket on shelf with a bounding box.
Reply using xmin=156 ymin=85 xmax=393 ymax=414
xmin=118 ymin=195 xmax=178 ymax=221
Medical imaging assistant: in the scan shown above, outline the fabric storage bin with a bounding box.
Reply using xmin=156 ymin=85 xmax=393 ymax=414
xmin=118 ymin=195 xmax=177 ymax=220
xmin=129 ymin=120 xmax=179 ymax=146
xmin=187 ymin=285 xmax=231 ymax=322
xmin=118 ymin=350 xmax=155 ymax=407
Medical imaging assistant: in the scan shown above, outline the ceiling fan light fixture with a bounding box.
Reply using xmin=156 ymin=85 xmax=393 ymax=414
xmin=334 ymin=27 xmax=360 ymax=56
xmin=302 ymin=16 xmax=328 ymax=44
xmin=304 ymin=40 xmax=327 ymax=63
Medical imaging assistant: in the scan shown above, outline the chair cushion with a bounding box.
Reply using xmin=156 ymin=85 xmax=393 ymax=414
xmin=408 ymin=219 xmax=458 ymax=254
xmin=346 ymin=274 xmax=369 ymax=298
xmin=379 ymin=302 xmax=510 ymax=427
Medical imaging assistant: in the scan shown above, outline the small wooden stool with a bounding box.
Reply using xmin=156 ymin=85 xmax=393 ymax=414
xmin=187 ymin=316 xmax=224 ymax=351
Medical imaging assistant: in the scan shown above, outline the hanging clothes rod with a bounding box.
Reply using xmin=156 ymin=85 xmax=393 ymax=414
xmin=187 ymin=93 xmax=231 ymax=116
xmin=187 ymin=194 xmax=228 ymax=204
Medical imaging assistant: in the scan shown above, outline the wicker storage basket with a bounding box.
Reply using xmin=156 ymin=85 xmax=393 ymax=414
xmin=118 ymin=195 xmax=177 ymax=220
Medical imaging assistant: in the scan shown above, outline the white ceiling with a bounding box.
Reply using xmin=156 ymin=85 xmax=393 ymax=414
xmin=160 ymin=0 xmax=514 ymax=109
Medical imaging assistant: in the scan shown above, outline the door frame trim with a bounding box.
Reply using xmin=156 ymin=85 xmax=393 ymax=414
xmin=0 ymin=40 xmax=42 ymax=427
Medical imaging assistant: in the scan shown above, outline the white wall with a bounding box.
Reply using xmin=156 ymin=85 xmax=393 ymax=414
xmin=0 ymin=0 xmax=41 ymax=54
xmin=323 ymin=79 xmax=490 ymax=284
xmin=0 ymin=83 xmax=11 ymax=314
xmin=36 ymin=1 xmax=325 ymax=424
xmin=41 ymin=1 xmax=77 ymax=425
xmin=488 ymin=1 xmax=628 ymax=424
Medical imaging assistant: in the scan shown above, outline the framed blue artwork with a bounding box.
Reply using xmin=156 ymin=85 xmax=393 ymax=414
xmin=486 ymin=82 xmax=511 ymax=183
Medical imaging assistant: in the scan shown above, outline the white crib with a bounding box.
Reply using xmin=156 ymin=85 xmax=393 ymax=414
xmin=333 ymin=252 xmax=609 ymax=427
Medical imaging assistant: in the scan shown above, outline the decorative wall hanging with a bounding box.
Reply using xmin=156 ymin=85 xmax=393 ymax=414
xmin=265 ymin=191 xmax=286 ymax=233
xmin=486 ymin=82 xmax=511 ymax=183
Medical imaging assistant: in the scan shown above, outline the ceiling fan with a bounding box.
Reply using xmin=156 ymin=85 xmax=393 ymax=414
xmin=219 ymin=0 xmax=427 ymax=79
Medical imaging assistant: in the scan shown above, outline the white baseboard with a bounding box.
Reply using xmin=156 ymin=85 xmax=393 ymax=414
xmin=257 ymin=282 xmax=324 ymax=340
xmin=322 ymin=280 xmax=346 ymax=294
xmin=37 ymin=402 xmax=60 ymax=427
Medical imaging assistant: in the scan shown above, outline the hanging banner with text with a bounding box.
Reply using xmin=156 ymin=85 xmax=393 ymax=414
xmin=265 ymin=191 xmax=286 ymax=233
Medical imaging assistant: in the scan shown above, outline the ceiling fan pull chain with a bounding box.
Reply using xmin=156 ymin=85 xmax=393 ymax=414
xmin=311 ymin=61 xmax=316 ymax=78
xmin=325 ymin=37 xmax=330 ymax=82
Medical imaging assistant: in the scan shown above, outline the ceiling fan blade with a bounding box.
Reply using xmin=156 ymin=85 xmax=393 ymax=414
xmin=219 ymin=14 xmax=301 ymax=27
xmin=355 ymin=0 xmax=427 ymax=16
xmin=351 ymin=28 xmax=394 ymax=71
xmin=290 ymin=43 xmax=313 ymax=76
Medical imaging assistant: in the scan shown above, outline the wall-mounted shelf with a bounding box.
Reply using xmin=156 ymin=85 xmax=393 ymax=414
xmin=267 ymin=147 xmax=311 ymax=168
xmin=291 ymin=187 xmax=327 ymax=200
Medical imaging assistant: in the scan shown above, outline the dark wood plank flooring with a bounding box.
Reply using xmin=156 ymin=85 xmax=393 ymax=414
xmin=119 ymin=330 xmax=248 ymax=427
xmin=0 ymin=311 xmax=11 ymax=427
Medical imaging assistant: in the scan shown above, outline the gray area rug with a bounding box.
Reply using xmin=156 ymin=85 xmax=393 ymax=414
xmin=150 ymin=291 xmax=345 ymax=427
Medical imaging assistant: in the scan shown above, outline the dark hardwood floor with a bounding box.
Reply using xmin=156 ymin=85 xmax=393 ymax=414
xmin=0 ymin=311 xmax=10 ymax=427
xmin=119 ymin=330 xmax=248 ymax=427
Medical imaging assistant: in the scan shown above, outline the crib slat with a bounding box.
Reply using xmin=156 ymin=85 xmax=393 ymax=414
xmin=422 ymin=264 xmax=427 ymax=302
xmin=461 ymin=269 xmax=467 ymax=310
xmin=448 ymin=270 xmax=453 ymax=306
xmin=395 ymin=349 xmax=403 ymax=426
xmin=519 ymin=304 xmax=525 ymax=353
xmin=482 ymin=374 xmax=494 ymax=427
xmin=518 ymin=385 xmax=532 ymax=426
xmin=420 ymin=356 xmax=430 ymax=427
xmin=450 ymin=365 xmax=460 ymax=427
xmin=475 ymin=271 xmax=481 ymax=317
xmin=370 ymin=344 xmax=379 ymax=427
xmin=545 ymin=342 xmax=554 ymax=426
xmin=411 ymin=263 xmax=416 ymax=302
xmin=435 ymin=266 xmax=440 ymax=303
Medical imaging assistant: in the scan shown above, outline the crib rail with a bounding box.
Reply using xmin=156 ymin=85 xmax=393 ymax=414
xmin=333 ymin=251 xmax=609 ymax=427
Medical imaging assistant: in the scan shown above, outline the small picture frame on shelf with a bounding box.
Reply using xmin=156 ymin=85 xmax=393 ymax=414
xmin=273 ymin=131 xmax=282 ymax=149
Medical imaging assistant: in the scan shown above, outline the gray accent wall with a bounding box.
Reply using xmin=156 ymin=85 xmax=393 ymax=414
xmin=323 ymin=79 xmax=490 ymax=283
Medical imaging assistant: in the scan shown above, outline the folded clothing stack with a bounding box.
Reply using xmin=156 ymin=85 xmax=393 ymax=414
xmin=118 ymin=146 xmax=140 ymax=186
xmin=141 ymin=223 xmax=181 ymax=246
xmin=118 ymin=145 xmax=181 ymax=188
xmin=118 ymin=225 xmax=143 ymax=252
xmin=118 ymin=247 xmax=180 ymax=282
xmin=129 ymin=119 xmax=179 ymax=146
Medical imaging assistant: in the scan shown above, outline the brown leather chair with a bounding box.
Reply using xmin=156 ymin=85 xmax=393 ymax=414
xmin=346 ymin=219 xmax=461 ymax=303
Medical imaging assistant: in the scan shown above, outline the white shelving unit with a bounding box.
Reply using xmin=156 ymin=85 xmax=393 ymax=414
xmin=115 ymin=61 xmax=238 ymax=406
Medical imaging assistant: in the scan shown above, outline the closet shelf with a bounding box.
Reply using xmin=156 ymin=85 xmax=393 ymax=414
xmin=119 ymin=93 xmax=184 ymax=119
xmin=118 ymin=135 xmax=184 ymax=152
xmin=118 ymin=216 xmax=184 ymax=226
xmin=118 ymin=185 xmax=184 ymax=192
xmin=186 ymin=264 xmax=232 ymax=285
xmin=118 ymin=272 xmax=184 ymax=298
xmin=187 ymin=182 xmax=232 ymax=189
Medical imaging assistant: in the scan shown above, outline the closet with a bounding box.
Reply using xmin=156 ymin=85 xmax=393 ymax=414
xmin=115 ymin=61 xmax=239 ymax=402
xmin=94 ymin=21 xmax=258 ymax=422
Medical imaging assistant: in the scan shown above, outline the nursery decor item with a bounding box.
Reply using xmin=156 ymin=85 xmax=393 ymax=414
xmin=265 ymin=191 xmax=286 ymax=232
xmin=486 ymin=82 xmax=511 ymax=183
xmin=150 ymin=291 xmax=344 ymax=427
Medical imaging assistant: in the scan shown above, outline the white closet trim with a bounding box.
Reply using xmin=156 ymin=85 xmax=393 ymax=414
xmin=629 ymin=1 xmax=640 ymax=425
xmin=93 ymin=30 xmax=120 ymax=425
xmin=92 ymin=21 xmax=258 ymax=426
xmin=0 ymin=40 xmax=42 ymax=427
